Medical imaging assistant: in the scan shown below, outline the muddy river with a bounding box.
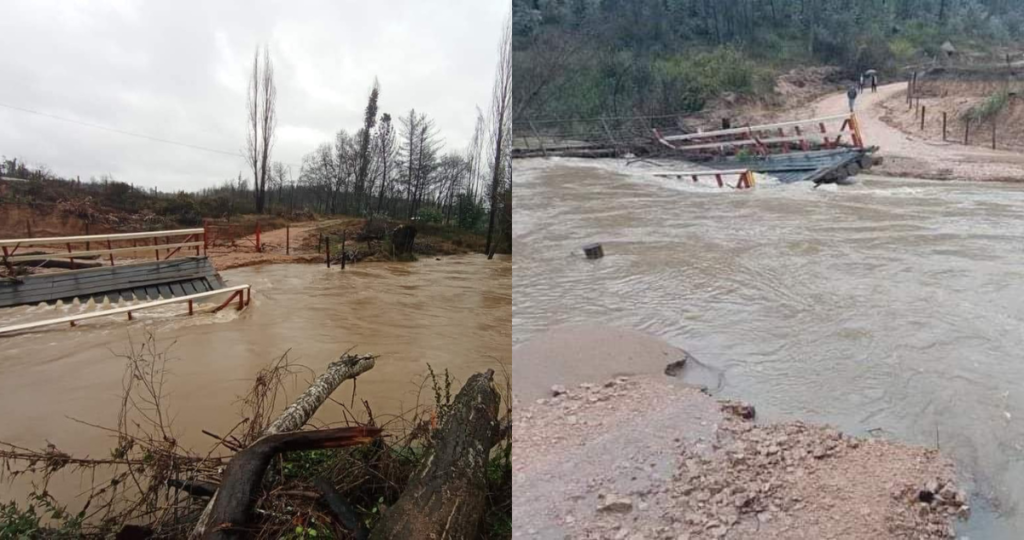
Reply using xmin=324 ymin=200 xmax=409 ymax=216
xmin=514 ymin=158 xmax=1024 ymax=538
xmin=0 ymin=255 xmax=510 ymax=502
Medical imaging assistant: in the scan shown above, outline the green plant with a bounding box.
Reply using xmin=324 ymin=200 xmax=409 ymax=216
xmin=962 ymin=90 xmax=1010 ymax=123
xmin=426 ymin=364 xmax=453 ymax=429
xmin=416 ymin=207 xmax=444 ymax=224
xmin=284 ymin=515 xmax=333 ymax=539
xmin=0 ymin=492 xmax=85 ymax=539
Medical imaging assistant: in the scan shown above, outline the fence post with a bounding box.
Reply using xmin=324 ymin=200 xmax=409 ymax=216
xmin=326 ymin=236 xmax=331 ymax=268
xmin=992 ymin=120 xmax=997 ymax=150
xmin=85 ymin=222 xmax=90 ymax=251
xmin=942 ymin=112 xmax=947 ymax=141
xmin=921 ymin=106 xmax=926 ymax=130
xmin=528 ymin=119 xmax=547 ymax=158
xmin=964 ymin=118 xmax=971 ymax=145
xmin=341 ymin=230 xmax=346 ymax=270
xmin=286 ymin=224 xmax=290 ymax=255
xmin=202 ymin=220 xmax=209 ymax=256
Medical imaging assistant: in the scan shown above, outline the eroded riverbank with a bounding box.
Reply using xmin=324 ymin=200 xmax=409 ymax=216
xmin=513 ymin=157 xmax=1024 ymax=537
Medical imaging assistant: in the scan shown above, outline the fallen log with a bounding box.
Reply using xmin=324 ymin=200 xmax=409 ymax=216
xmin=191 ymin=353 xmax=378 ymax=540
xmin=201 ymin=427 xmax=380 ymax=539
xmin=369 ymin=369 xmax=500 ymax=540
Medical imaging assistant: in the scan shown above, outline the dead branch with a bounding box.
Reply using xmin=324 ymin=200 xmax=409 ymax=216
xmin=191 ymin=353 xmax=378 ymax=539
xmin=200 ymin=427 xmax=381 ymax=540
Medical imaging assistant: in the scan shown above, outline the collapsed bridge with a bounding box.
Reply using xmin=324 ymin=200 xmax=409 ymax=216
xmin=0 ymin=227 xmax=251 ymax=335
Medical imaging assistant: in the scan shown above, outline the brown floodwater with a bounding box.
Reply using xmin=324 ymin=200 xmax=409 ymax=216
xmin=0 ymin=254 xmax=510 ymax=503
xmin=514 ymin=158 xmax=1024 ymax=538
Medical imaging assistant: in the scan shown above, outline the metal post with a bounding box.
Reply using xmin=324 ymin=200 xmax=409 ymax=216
xmin=255 ymin=221 xmax=261 ymax=253
xmin=964 ymin=118 xmax=971 ymax=145
xmin=85 ymin=223 xmax=90 ymax=251
xmin=188 ymin=299 xmax=193 ymax=315
xmin=715 ymin=174 xmax=724 ymax=188
xmin=107 ymin=239 xmax=114 ymax=266
xmin=326 ymin=236 xmax=331 ymax=268
xmin=341 ymin=230 xmax=346 ymax=269
xmin=992 ymin=120 xmax=997 ymax=149
xmin=66 ymin=243 xmax=75 ymax=270
xmin=286 ymin=224 xmax=290 ymax=255
xmin=202 ymin=220 xmax=209 ymax=256
xmin=920 ymin=106 xmax=926 ymax=130
xmin=127 ymin=311 xmax=132 ymax=321
xmin=942 ymin=112 xmax=947 ymax=141
xmin=154 ymin=237 xmax=160 ymax=261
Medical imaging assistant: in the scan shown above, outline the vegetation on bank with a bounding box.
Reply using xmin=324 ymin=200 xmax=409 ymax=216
xmin=0 ymin=156 xmax=510 ymax=255
xmin=0 ymin=338 xmax=512 ymax=539
xmin=513 ymin=0 xmax=1024 ymax=121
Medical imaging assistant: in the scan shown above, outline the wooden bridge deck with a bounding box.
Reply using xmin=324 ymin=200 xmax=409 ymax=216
xmin=0 ymin=256 xmax=225 ymax=308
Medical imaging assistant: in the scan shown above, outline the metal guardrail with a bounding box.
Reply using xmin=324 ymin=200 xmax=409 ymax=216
xmin=0 ymin=228 xmax=207 ymax=268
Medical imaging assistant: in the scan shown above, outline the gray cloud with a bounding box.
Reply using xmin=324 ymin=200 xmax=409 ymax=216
xmin=0 ymin=0 xmax=505 ymax=191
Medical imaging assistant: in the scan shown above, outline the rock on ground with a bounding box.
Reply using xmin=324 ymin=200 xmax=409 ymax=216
xmin=513 ymin=376 xmax=966 ymax=540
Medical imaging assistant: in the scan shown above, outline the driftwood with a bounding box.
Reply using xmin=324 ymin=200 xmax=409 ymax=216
xmin=201 ymin=427 xmax=380 ymax=539
xmin=265 ymin=354 xmax=376 ymax=435
xmin=369 ymin=370 xmax=500 ymax=540
xmin=191 ymin=353 xmax=378 ymax=540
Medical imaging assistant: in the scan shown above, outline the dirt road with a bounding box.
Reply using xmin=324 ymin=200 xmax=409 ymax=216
xmin=812 ymin=83 xmax=1024 ymax=181
xmin=207 ymin=220 xmax=345 ymax=270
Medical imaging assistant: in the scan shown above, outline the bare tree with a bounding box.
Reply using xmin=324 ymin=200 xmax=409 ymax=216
xmin=485 ymin=13 xmax=512 ymax=258
xmin=246 ymin=45 xmax=277 ymax=214
xmin=355 ymin=79 xmax=380 ymax=214
xmin=375 ymin=113 xmax=397 ymax=214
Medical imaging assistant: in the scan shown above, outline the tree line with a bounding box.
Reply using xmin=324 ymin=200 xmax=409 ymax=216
xmin=514 ymin=0 xmax=1024 ymax=121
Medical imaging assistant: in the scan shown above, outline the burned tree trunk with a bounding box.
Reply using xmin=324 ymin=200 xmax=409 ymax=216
xmin=391 ymin=225 xmax=417 ymax=256
xmin=191 ymin=353 xmax=378 ymax=540
xmin=200 ymin=427 xmax=381 ymax=540
xmin=369 ymin=370 xmax=500 ymax=540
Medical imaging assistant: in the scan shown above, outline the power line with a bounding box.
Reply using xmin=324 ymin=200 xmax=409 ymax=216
xmin=0 ymin=101 xmax=243 ymax=158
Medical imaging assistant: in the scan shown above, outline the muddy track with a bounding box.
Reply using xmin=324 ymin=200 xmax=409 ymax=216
xmin=811 ymin=83 xmax=1024 ymax=182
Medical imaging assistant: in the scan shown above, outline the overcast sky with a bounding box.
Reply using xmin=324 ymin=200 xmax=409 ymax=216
xmin=0 ymin=0 xmax=505 ymax=191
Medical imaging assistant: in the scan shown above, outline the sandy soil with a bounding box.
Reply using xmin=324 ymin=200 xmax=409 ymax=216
xmin=207 ymin=220 xmax=345 ymax=270
xmin=811 ymin=83 xmax=1024 ymax=182
xmin=513 ymin=327 xmax=968 ymax=539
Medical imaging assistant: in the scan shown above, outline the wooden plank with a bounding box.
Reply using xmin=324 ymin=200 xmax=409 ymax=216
xmin=132 ymin=287 xmax=149 ymax=301
xmin=145 ymin=285 xmax=159 ymax=300
xmin=119 ymin=289 xmax=136 ymax=302
xmin=0 ymin=228 xmax=204 ymax=248
xmin=170 ymin=282 xmax=186 ymax=297
xmin=0 ymin=285 xmax=251 ymax=336
xmin=157 ymin=284 xmax=172 ymax=298
xmin=182 ymin=281 xmax=197 ymax=296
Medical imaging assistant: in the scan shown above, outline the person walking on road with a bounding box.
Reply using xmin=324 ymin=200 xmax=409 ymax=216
xmin=871 ymin=73 xmax=878 ymax=93
xmin=847 ymin=86 xmax=858 ymax=113
xmin=859 ymin=73 xmax=865 ymax=93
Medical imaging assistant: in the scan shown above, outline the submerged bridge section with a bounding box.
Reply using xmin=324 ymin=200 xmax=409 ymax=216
xmin=0 ymin=228 xmax=250 ymax=336
xmin=0 ymin=256 xmax=225 ymax=309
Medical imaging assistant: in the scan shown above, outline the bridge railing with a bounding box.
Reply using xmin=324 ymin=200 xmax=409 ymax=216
xmin=0 ymin=227 xmax=208 ymax=270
